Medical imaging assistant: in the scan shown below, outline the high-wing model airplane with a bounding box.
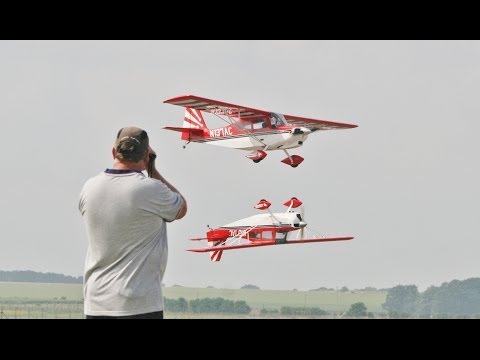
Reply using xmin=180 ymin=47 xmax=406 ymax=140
xmin=164 ymin=95 xmax=357 ymax=167
xmin=188 ymin=197 xmax=354 ymax=262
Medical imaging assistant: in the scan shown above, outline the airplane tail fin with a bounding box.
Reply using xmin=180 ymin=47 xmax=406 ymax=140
xmin=182 ymin=107 xmax=207 ymax=140
xmin=210 ymin=240 xmax=224 ymax=262
xmin=164 ymin=107 xmax=208 ymax=141
xmin=184 ymin=107 xmax=207 ymax=128
xmin=210 ymin=249 xmax=223 ymax=262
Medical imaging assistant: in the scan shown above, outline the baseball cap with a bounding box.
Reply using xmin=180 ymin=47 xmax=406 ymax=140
xmin=115 ymin=127 xmax=149 ymax=161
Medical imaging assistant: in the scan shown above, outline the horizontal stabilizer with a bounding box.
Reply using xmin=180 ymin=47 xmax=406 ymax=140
xmin=163 ymin=126 xmax=205 ymax=136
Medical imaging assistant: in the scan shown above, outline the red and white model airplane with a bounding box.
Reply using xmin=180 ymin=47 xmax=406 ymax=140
xmin=164 ymin=95 xmax=357 ymax=167
xmin=188 ymin=197 xmax=354 ymax=262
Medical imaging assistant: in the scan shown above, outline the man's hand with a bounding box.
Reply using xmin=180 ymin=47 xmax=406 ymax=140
xmin=147 ymin=147 xmax=157 ymax=177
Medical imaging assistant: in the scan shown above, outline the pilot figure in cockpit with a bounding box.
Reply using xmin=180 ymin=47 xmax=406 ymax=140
xmin=270 ymin=115 xmax=280 ymax=129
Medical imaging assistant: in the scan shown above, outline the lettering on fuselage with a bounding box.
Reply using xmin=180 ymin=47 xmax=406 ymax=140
xmin=210 ymin=127 xmax=233 ymax=138
xmin=229 ymin=229 xmax=245 ymax=237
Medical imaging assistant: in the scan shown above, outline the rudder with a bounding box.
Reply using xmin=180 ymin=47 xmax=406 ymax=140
xmin=210 ymin=239 xmax=224 ymax=262
xmin=181 ymin=108 xmax=208 ymax=141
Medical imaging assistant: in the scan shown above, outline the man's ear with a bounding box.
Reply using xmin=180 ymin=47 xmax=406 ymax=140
xmin=112 ymin=147 xmax=116 ymax=159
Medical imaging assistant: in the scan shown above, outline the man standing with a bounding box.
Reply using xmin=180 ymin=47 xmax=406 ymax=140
xmin=79 ymin=127 xmax=187 ymax=319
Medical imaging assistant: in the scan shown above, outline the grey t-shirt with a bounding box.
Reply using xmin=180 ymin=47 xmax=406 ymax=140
xmin=79 ymin=170 xmax=182 ymax=316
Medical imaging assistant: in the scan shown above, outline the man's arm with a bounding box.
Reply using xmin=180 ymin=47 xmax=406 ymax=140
xmin=146 ymin=148 xmax=187 ymax=220
xmin=150 ymin=167 xmax=187 ymax=220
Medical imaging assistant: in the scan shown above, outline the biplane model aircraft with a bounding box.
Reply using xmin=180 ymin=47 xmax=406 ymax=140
xmin=188 ymin=197 xmax=354 ymax=262
xmin=164 ymin=95 xmax=357 ymax=167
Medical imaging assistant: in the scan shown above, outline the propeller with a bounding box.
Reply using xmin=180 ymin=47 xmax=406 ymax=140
xmin=292 ymin=204 xmax=307 ymax=239
xmin=300 ymin=205 xmax=305 ymax=239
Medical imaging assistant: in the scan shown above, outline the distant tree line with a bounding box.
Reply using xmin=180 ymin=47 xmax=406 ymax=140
xmin=280 ymin=306 xmax=328 ymax=316
xmin=241 ymin=284 xmax=260 ymax=290
xmin=309 ymin=287 xmax=335 ymax=291
xmin=383 ymin=278 xmax=480 ymax=318
xmin=165 ymin=297 xmax=251 ymax=314
xmin=0 ymin=270 xmax=82 ymax=284
xmin=309 ymin=286 xmax=385 ymax=292
xmin=164 ymin=297 xmax=189 ymax=312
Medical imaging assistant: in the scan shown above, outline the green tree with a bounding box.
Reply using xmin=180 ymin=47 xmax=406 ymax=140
xmin=164 ymin=297 xmax=189 ymax=312
xmin=418 ymin=278 xmax=480 ymax=317
xmin=233 ymin=300 xmax=251 ymax=314
xmin=189 ymin=297 xmax=251 ymax=314
xmin=177 ymin=297 xmax=188 ymax=312
xmin=346 ymin=302 xmax=367 ymax=317
xmin=382 ymin=285 xmax=419 ymax=317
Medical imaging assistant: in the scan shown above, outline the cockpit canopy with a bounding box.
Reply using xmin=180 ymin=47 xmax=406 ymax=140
xmin=269 ymin=112 xmax=287 ymax=128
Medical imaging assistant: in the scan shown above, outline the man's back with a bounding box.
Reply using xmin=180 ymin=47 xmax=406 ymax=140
xmin=79 ymin=170 xmax=182 ymax=316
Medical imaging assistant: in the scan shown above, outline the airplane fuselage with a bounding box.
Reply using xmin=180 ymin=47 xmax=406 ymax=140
xmin=196 ymin=126 xmax=312 ymax=151
xmin=221 ymin=212 xmax=304 ymax=229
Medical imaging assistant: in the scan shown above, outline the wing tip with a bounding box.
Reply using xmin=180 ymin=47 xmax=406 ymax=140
xmin=163 ymin=94 xmax=195 ymax=104
xmin=333 ymin=236 xmax=354 ymax=240
xmin=336 ymin=122 xmax=358 ymax=129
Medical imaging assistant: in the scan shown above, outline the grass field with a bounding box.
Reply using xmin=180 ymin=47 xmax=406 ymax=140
xmin=0 ymin=282 xmax=387 ymax=318
xmin=0 ymin=282 xmax=83 ymax=300
xmin=165 ymin=287 xmax=387 ymax=313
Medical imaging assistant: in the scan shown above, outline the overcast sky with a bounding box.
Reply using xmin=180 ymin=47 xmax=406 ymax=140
xmin=1 ymin=40 xmax=479 ymax=291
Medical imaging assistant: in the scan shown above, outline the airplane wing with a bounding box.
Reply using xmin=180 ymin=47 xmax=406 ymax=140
xmin=282 ymin=236 xmax=354 ymax=244
xmin=164 ymin=95 xmax=269 ymax=120
xmin=188 ymin=241 xmax=277 ymax=252
xmin=283 ymin=114 xmax=358 ymax=130
xmin=187 ymin=236 xmax=353 ymax=253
